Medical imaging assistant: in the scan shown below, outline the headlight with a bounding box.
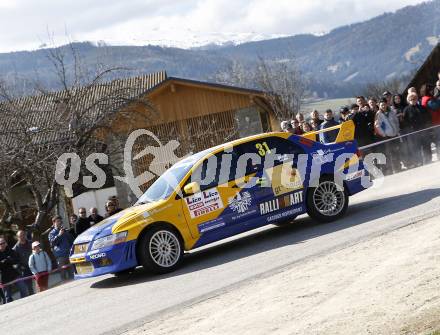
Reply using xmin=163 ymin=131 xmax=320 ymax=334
xmin=91 ymin=231 xmax=128 ymax=250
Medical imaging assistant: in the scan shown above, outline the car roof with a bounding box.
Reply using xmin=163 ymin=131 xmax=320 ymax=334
xmin=186 ymin=131 xmax=295 ymax=162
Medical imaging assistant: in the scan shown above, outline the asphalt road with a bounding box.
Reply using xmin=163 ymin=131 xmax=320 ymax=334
xmin=1 ymin=162 xmax=440 ymax=335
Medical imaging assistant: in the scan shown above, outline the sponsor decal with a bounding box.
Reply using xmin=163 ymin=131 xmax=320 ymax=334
xmin=313 ymin=150 xmax=333 ymax=164
xmin=268 ymin=164 xmax=303 ymax=197
xmin=259 ymin=191 xmax=304 ymax=215
xmin=267 ymin=207 xmax=303 ymax=222
xmin=316 ymin=148 xmax=344 ymax=155
xmin=89 ymin=252 xmax=106 ymax=260
xmin=231 ymin=209 xmax=258 ymax=221
xmin=198 ymin=218 xmax=226 ymax=233
xmin=228 ymin=191 xmax=252 ymax=214
xmin=345 ymin=169 xmax=364 ymax=181
xmin=185 ymin=188 xmax=224 ymax=218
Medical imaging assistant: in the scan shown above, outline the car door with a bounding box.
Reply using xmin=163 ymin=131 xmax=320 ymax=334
xmin=252 ymin=136 xmax=307 ymax=223
xmin=180 ymin=149 xmax=240 ymax=243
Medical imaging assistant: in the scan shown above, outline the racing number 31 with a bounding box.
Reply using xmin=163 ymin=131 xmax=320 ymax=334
xmin=255 ymin=142 xmax=271 ymax=156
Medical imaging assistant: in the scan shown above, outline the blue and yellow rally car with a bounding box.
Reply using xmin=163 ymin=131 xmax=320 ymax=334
xmin=70 ymin=121 xmax=371 ymax=278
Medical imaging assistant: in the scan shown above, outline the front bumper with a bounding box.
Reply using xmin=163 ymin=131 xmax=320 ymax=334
xmin=70 ymin=239 xmax=138 ymax=279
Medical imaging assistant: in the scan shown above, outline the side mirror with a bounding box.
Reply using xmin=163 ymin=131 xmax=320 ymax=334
xmin=184 ymin=182 xmax=200 ymax=195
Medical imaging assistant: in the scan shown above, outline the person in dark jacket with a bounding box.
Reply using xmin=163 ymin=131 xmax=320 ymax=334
xmin=0 ymin=237 xmax=28 ymax=303
xmin=368 ymin=97 xmax=379 ymax=114
xmin=75 ymin=207 xmax=91 ymax=236
xmin=89 ymin=207 xmax=104 ymax=226
xmin=48 ymin=216 xmax=74 ymax=280
xmin=104 ymin=201 xmax=122 ymax=218
xmin=12 ymin=230 xmax=34 ymax=295
xmin=310 ymin=110 xmax=323 ymax=126
xmin=339 ymin=106 xmax=350 ymax=122
xmin=319 ymin=109 xmax=339 ymax=143
xmin=403 ymin=92 xmax=432 ymax=166
xmin=391 ymin=94 xmax=406 ymax=128
xmin=68 ymin=214 xmax=78 ymax=238
xmin=351 ymin=103 xmax=375 ymax=147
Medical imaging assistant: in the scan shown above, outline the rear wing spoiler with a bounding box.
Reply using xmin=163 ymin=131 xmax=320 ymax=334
xmin=301 ymin=120 xmax=355 ymax=144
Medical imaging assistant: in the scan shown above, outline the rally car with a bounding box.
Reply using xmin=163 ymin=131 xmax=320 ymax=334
xmin=70 ymin=120 xmax=371 ymax=278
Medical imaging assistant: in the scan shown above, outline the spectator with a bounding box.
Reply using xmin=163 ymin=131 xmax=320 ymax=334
xmin=375 ymin=99 xmax=400 ymax=138
xmin=408 ymin=87 xmax=417 ymax=95
xmin=402 ymin=93 xmax=432 ymax=166
xmin=28 ymin=241 xmax=52 ymax=292
xmin=310 ymin=118 xmax=320 ymax=131
xmin=75 ymin=207 xmax=91 ymax=236
xmin=291 ymin=119 xmax=304 ymax=135
xmin=435 ymin=71 xmax=440 ymax=97
xmin=368 ymin=97 xmax=379 ymax=113
xmin=0 ymin=283 xmax=5 ymax=304
xmin=48 ymin=216 xmax=74 ymax=280
xmin=382 ymin=91 xmax=393 ymax=105
xmin=420 ymin=83 xmax=440 ymax=158
xmin=68 ymin=214 xmax=78 ymax=238
xmin=0 ymin=237 xmax=28 ymax=303
xmin=319 ymin=109 xmax=339 ymax=144
xmin=391 ymin=94 xmax=406 ymax=125
xmin=356 ymin=96 xmax=368 ymax=109
xmin=302 ymin=122 xmax=312 ymax=133
xmin=107 ymin=195 xmax=123 ymax=213
xmin=12 ymin=230 xmax=34 ymax=296
xmin=295 ymin=112 xmax=305 ymax=124
xmin=339 ymin=106 xmax=350 ymax=122
xmin=434 ymin=80 xmax=440 ymax=98
xmin=352 ymin=103 xmax=375 ymax=147
xmin=105 ymin=201 xmax=121 ymax=218
xmin=310 ymin=110 xmax=323 ymax=126
xmin=89 ymin=207 xmax=104 ymax=226
xmin=350 ymin=103 xmax=359 ymax=116
xmin=280 ymin=121 xmax=293 ymax=133
xmin=374 ymin=98 xmax=400 ymax=174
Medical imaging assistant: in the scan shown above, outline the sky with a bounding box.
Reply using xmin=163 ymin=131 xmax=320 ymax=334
xmin=0 ymin=0 xmax=431 ymax=52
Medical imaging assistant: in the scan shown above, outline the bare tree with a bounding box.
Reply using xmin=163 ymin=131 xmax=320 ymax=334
xmin=254 ymin=57 xmax=307 ymax=121
xmin=213 ymin=56 xmax=308 ymax=121
xmin=0 ymin=42 xmax=156 ymax=232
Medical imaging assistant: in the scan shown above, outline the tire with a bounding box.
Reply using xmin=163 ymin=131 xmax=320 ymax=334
xmin=137 ymin=224 xmax=183 ymax=274
xmin=306 ymin=176 xmax=349 ymax=223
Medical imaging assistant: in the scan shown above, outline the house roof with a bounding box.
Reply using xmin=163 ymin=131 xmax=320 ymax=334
xmin=405 ymin=43 xmax=440 ymax=93
xmin=0 ymin=70 xmax=269 ymax=146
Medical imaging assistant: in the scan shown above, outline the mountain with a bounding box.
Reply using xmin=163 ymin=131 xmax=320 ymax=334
xmin=0 ymin=0 xmax=439 ymax=98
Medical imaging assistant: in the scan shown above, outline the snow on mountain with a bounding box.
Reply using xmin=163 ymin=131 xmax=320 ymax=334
xmin=88 ymin=31 xmax=288 ymax=50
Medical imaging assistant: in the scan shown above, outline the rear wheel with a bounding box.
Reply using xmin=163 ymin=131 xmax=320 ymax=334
xmin=306 ymin=176 xmax=348 ymax=223
xmin=137 ymin=225 xmax=183 ymax=274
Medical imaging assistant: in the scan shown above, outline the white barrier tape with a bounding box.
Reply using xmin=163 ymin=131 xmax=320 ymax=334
xmin=359 ymin=124 xmax=440 ymax=150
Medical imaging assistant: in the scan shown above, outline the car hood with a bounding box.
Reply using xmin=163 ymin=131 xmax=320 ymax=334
xmin=74 ymin=202 xmax=163 ymax=244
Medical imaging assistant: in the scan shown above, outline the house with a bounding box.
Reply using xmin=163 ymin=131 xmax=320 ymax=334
xmin=405 ymin=42 xmax=440 ymax=93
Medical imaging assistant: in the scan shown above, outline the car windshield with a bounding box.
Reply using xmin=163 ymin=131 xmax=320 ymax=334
xmin=135 ymin=150 xmax=211 ymax=204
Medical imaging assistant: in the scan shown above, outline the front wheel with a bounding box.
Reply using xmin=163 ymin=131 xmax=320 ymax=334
xmin=306 ymin=176 xmax=348 ymax=223
xmin=137 ymin=225 xmax=183 ymax=274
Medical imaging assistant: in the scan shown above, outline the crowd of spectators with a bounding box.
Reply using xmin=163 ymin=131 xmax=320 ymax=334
xmin=0 ymin=195 xmax=123 ymax=304
xmin=280 ymin=72 xmax=440 ymax=175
